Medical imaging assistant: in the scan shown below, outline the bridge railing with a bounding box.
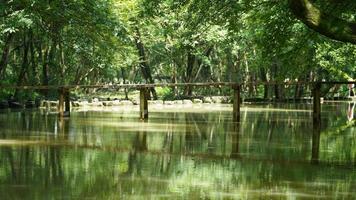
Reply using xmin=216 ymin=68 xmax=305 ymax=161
xmin=0 ymin=81 xmax=355 ymax=121
xmin=0 ymin=81 xmax=355 ymax=90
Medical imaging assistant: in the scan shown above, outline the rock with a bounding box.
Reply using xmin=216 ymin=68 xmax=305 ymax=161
xmin=89 ymin=102 xmax=103 ymax=107
xmin=120 ymin=100 xmax=133 ymax=105
xmin=211 ymin=96 xmax=222 ymax=103
xmin=99 ymin=97 xmax=107 ymax=101
xmin=183 ymin=100 xmax=193 ymax=104
xmin=174 ymin=100 xmax=183 ymax=104
xmin=0 ymin=100 xmax=9 ymax=109
xmin=79 ymin=101 xmax=89 ymax=107
xmin=40 ymin=100 xmax=50 ymax=108
xmin=148 ymin=100 xmax=163 ymax=105
xmin=148 ymin=100 xmax=156 ymax=105
xmin=72 ymin=101 xmax=81 ymax=107
xmin=112 ymin=100 xmax=121 ymax=106
xmin=164 ymin=101 xmax=174 ymax=105
xmin=211 ymin=96 xmax=230 ymax=104
xmin=25 ymin=100 xmax=36 ymax=108
xmin=103 ymin=101 xmax=113 ymax=106
xmin=49 ymin=101 xmax=58 ymax=107
xmin=221 ymin=96 xmax=230 ymax=103
xmin=8 ymin=101 xmax=23 ymax=109
xmin=156 ymin=100 xmax=164 ymax=105
xmin=92 ymin=98 xmax=99 ymax=103
xmin=39 ymin=100 xmax=46 ymax=107
xmin=203 ymin=97 xmax=212 ymax=103
xmin=193 ymin=99 xmax=203 ymax=104
xmin=79 ymin=98 xmax=89 ymax=102
xmin=131 ymin=99 xmax=138 ymax=105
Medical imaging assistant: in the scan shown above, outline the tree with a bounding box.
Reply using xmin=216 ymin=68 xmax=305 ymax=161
xmin=289 ymin=0 xmax=356 ymax=44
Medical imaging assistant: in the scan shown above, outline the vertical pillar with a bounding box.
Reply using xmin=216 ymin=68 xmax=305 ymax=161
xmin=233 ymin=84 xmax=241 ymax=122
xmin=58 ymin=88 xmax=70 ymax=118
xmin=140 ymin=88 xmax=148 ymax=119
xmin=58 ymin=88 xmax=65 ymax=118
xmin=313 ymin=82 xmax=321 ymax=125
xmin=64 ymin=88 xmax=70 ymax=117
xmin=311 ymin=82 xmax=321 ymax=164
xmin=230 ymin=123 xmax=240 ymax=158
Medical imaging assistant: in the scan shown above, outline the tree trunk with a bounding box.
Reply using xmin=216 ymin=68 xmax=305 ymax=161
xmin=184 ymin=49 xmax=195 ymax=96
xmin=289 ymin=0 xmax=356 ymax=44
xmin=225 ymin=48 xmax=234 ymax=82
xmin=0 ymin=33 xmax=14 ymax=78
xmin=121 ymin=68 xmax=129 ymax=100
xmin=171 ymin=63 xmax=178 ymax=97
xmin=133 ymin=27 xmax=157 ymax=100
xmin=29 ymin=30 xmax=39 ymax=84
xmin=14 ymin=34 xmax=30 ymax=99
xmin=260 ymin=68 xmax=269 ymax=99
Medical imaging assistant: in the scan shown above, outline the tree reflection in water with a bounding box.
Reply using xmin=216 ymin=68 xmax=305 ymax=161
xmin=0 ymin=103 xmax=354 ymax=199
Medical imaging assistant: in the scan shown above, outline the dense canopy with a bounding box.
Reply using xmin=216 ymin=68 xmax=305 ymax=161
xmin=0 ymin=0 xmax=355 ymax=100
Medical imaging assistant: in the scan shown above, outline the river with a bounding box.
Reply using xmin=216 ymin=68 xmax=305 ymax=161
xmin=0 ymin=102 xmax=355 ymax=199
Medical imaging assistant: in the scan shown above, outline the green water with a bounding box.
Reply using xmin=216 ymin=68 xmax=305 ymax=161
xmin=0 ymin=103 xmax=355 ymax=199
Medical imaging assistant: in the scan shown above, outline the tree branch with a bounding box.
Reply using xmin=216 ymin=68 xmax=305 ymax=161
xmin=289 ymin=0 xmax=356 ymax=44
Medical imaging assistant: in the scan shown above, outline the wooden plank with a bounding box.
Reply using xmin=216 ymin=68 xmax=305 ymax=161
xmin=140 ymin=88 xmax=148 ymax=119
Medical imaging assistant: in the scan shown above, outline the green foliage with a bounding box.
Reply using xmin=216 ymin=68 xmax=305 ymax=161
xmin=156 ymin=87 xmax=174 ymax=100
xmin=0 ymin=0 xmax=355 ymax=100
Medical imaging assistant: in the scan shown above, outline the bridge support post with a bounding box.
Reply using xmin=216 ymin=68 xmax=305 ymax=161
xmin=311 ymin=82 xmax=321 ymax=164
xmin=140 ymin=88 xmax=148 ymax=119
xmin=58 ymin=88 xmax=70 ymax=118
xmin=233 ymin=84 xmax=241 ymax=122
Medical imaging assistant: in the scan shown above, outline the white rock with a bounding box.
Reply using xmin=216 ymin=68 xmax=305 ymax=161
xmin=103 ymin=101 xmax=113 ymax=106
xmin=174 ymin=100 xmax=183 ymax=104
xmin=156 ymin=100 xmax=164 ymax=104
xmin=193 ymin=99 xmax=203 ymax=104
xmin=164 ymin=101 xmax=174 ymax=105
xmin=79 ymin=101 xmax=89 ymax=107
xmin=183 ymin=100 xmax=193 ymax=104
xmin=211 ymin=96 xmax=222 ymax=103
xmin=72 ymin=101 xmax=80 ymax=107
xmin=112 ymin=100 xmax=121 ymax=106
xmin=203 ymin=97 xmax=212 ymax=103
xmin=148 ymin=100 xmax=156 ymax=105
xmin=120 ymin=100 xmax=134 ymax=105
xmin=50 ymin=101 xmax=58 ymax=107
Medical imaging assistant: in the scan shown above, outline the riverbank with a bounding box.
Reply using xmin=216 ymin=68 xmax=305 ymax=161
xmin=0 ymin=96 xmax=354 ymax=110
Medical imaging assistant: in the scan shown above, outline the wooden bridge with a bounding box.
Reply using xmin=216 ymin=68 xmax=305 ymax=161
xmin=0 ymin=81 xmax=355 ymax=125
xmin=2 ymin=81 xmax=354 ymax=165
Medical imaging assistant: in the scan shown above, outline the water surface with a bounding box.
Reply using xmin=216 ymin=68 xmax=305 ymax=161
xmin=0 ymin=102 xmax=355 ymax=199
